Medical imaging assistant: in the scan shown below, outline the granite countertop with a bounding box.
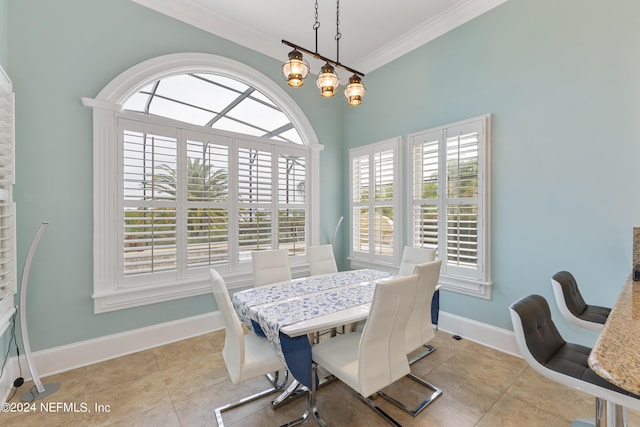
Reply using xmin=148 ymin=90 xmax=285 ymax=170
xmin=588 ymin=276 xmax=640 ymax=395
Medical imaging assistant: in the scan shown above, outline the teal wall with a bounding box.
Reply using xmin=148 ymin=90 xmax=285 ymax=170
xmin=6 ymin=0 xmax=640 ymax=353
xmin=344 ymin=0 xmax=640 ymax=344
xmin=7 ymin=0 xmax=344 ymax=351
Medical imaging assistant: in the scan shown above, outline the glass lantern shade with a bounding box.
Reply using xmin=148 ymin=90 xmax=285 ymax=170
xmin=316 ymin=63 xmax=339 ymax=97
xmin=344 ymin=74 xmax=366 ymax=106
xmin=282 ymin=49 xmax=310 ymax=87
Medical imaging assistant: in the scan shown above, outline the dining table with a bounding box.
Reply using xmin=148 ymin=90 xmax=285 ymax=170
xmin=231 ymin=267 xmax=442 ymax=392
xmin=232 ymin=268 xmax=393 ymax=388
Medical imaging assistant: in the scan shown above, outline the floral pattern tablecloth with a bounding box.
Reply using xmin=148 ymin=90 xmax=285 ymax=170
xmin=232 ymin=269 xmax=393 ymax=361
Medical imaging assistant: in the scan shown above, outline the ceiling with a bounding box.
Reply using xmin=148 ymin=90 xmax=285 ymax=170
xmin=132 ymin=0 xmax=506 ymax=81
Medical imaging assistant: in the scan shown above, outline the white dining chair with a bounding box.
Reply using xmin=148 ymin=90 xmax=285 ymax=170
xmin=251 ymin=249 xmax=292 ymax=287
xmin=306 ymin=244 xmax=341 ymax=339
xmin=378 ymin=260 xmax=443 ymax=416
xmin=398 ymin=246 xmax=436 ymax=276
xmin=209 ymin=268 xmax=288 ymax=427
xmin=303 ymin=275 xmax=419 ymax=427
xmin=306 ymin=244 xmax=338 ymax=276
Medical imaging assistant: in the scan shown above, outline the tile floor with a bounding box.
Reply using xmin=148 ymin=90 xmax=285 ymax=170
xmin=1 ymin=329 xmax=636 ymax=427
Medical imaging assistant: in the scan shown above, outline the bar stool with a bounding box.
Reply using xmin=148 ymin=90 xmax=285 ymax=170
xmin=551 ymin=271 xmax=610 ymax=332
xmin=510 ymin=294 xmax=640 ymax=426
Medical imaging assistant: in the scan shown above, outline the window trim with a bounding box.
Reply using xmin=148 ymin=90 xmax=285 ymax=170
xmin=407 ymin=114 xmax=492 ymax=298
xmin=0 ymin=65 xmax=16 ymax=335
xmin=349 ymin=137 xmax=402 ymax=269
xmin=83 ymin=53 xmax=321 ymax=313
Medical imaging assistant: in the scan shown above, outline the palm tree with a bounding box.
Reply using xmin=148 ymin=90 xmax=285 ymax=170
xmin=149 ymin=157 xmax=228 ymax=201
xmin=125 ymin=158 xmax=229 ymax=248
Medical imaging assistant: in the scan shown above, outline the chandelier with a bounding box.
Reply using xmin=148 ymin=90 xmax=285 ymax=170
xmin=281 ymin=0 xmax=366 ymax=106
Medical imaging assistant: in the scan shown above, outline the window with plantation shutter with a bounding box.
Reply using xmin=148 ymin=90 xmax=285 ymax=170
xmin=118 ymin=119 xmax=308 ymax=289
xmin=409 ymin=115 xmax=491 ymax=298
xmin=0 ymin=67 xmax=16 ymax=330
xmin=350 ymin=137 xmax=401 ymax=266
xmin=85 ymin=54 xmax=319 ymax=313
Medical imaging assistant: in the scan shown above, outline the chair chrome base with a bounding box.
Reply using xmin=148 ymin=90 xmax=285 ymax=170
xmin=408 ymin=343 xmax=436 ymax=365
xmin=215 ymin=370 xmax=289 ymax=427
xmin=359 ymin=393 xmax=403 ymax=427
xmin=377 ymin=372 xmax=442 ymax=416
xmin=271 ymin=373 xmax=338 ymax=409
xmin=281 ymin=364 xmax=328 ymax=427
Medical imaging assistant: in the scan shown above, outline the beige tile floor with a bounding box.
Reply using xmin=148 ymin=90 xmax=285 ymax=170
xmin=1 ymin=329 xmax=636 ymax=427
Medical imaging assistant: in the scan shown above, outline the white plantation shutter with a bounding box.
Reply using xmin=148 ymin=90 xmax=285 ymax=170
xmin=352 ymin=154 xmax=369 ymax=254
xmin=122 ymin=125 xmax=179 ymax=277
xmin=185 ymin=136 xmax=229 ymax=268
xmin=411 ymin=132 xmax=439 ymax=250
xmin=0 ymin=67 xmax=16 ymax=324
xmin=278 ymin=150 xmax=306 ymax=255
xmin=237 ymin=143 xmax=273 ymax=259
xmin=409 ymin=115 xmax=491 ymax=296
xmin=445 ymin=126 xmax=480 ymax=274
xmin=373 ymin=149 xmax=394 ymax=256
xmin=350 ymin=138 xmax=401 ymax=263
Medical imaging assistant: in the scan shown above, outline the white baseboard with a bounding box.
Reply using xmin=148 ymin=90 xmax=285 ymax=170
xmin=1 ymin=309 xmax=521 ymax=403
xmin=437 ymin=310 xmax=521 ymax=357
xmin=3 ymin=311 xmax=224 ymax=396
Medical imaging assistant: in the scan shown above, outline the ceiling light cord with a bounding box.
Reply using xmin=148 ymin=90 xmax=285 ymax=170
xmin=314 ymin=0 xmax=320 ymax=54
xmin=335 ymin=0 xmax=341 ymax=64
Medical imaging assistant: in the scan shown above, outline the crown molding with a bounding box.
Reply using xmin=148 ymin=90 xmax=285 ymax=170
xmin=354 ymin=0 xmax=508 ymax=74
xmin=132 ymin=0 xmax=507 ymax=75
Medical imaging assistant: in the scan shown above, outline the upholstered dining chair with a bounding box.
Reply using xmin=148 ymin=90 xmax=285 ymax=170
xmin=306 ymin=244 xmax=338 ymax=276
xmin=378 ymin=260 xmax=443 ymax=416
xmin=510 ymin=294 xmax=640 ymax=427
xmin=209 ymin=269 xmax=288 ymax=427
xmin=308 ymin=275 xmax=419 ymax=426
xmin=551 ymin=271 xmax=611 ymax=332
xmin=252 ymin=249 xmax=292 ymax=287
xmin=398 ymin=246 xmax=436 ymax=276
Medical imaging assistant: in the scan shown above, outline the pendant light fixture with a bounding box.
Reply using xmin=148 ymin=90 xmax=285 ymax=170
xmin=282 ymin=0 xmax=365 ymax=105
xmin=345 ymin=74 xmax=366 ymax=105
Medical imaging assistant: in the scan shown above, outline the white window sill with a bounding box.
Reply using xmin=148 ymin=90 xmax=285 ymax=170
xmin=350 ymin=257 xmax=492 ymax=299
xmin=92 ymin=264 xmax=311 ymax=314
xmin=440 ymin=274 xmax=492 ymax=299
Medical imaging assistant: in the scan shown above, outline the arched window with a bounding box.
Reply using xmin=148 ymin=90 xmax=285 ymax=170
xmin=83 ymin=53 xmax=320 ymax=313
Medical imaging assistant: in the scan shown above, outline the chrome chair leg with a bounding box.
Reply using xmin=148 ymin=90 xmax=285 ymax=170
xmin=377 ymin=372 xmax=442 ymax=416
xmin=215 ymin=369 xmax=289 ymax=427
xmin=408 ymin=344 xmax=436 ymax=365
xmin=280 ymin=363 xmax=327 ymax=427
xmin=358 ymin=393 xmax=403 ymax=427
xmin=272 ymin=379 xmax=305 ymax=408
